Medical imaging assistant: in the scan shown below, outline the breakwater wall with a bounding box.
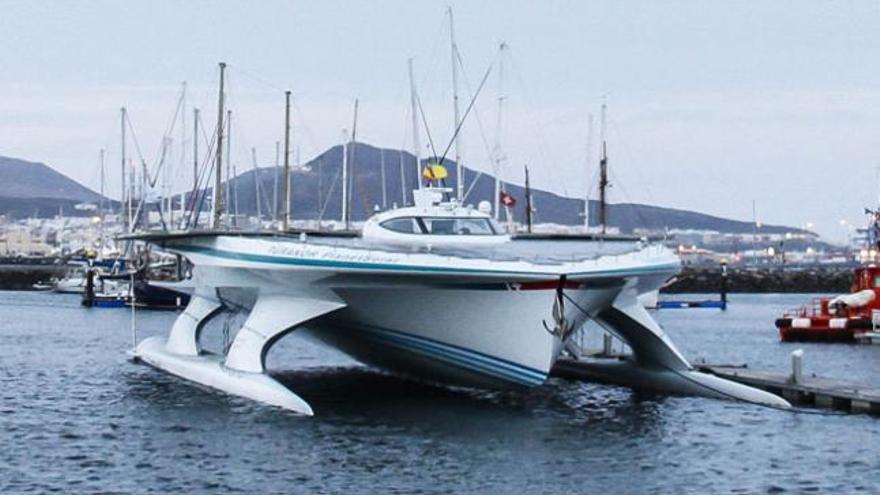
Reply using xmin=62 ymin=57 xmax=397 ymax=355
xmin=664 ymin=266 xmax=853 ymax=294
xmin=0 ymin=257 xmax=66 ymax=290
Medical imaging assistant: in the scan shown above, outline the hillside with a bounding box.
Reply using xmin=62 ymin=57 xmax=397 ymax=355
xmin=225 ymin=143 xmax=805 ymax=235
xmin=0 ymin=156 xmax=107 ymax=218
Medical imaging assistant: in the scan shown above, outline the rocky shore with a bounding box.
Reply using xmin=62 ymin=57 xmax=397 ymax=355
xmin=664 ymin=265 xmax=853 ymax=294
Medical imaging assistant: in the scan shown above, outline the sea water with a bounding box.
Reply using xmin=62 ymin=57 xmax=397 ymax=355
xmin=0 ymin=291 xmax=878 ymax=494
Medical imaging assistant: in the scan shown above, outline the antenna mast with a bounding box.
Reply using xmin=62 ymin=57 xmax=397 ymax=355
xmin=448 ymin=7 xmax=464 ymax=201
xmin=282 ymin=90 xmax=292 ymax=231
xmin=408 ymin=58 xmax=422 ymax=196
xmin=212 ymin=62 xmax=226 ymax=230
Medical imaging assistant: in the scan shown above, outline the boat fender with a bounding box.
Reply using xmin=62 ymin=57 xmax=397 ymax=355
xmin=774 ymin=318 xmax=791 ymax=328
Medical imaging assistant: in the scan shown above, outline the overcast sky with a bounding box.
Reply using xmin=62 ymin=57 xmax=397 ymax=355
xmin=3 ymin=0 xmax=880 ymax=240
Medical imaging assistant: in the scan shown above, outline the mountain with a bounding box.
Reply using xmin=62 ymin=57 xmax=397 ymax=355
xmin=0 ymin=146 xmax=806 ymax=236
xmin=224 ymin=142 xmax=804 ymax=235
xmin=0 ymin=156 xmax=108 ymax=218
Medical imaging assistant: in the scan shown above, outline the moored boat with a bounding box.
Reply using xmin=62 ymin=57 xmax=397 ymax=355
xmin=127 ymin=186 xmax=789 ymax=415
xmin=775 ymin=265 xmax=880 ymax=342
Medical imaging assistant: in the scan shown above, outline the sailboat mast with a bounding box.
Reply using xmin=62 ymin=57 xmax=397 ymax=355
xmin=341 ymin=129 xmax=349 ymax=228
xmin=408 ymin=58 xmax=422 ymax=194
xmin=212 ymin=62 xmax=226 ymax=230
xmin=380 ymin=149 xmax=387 ymax=209
xmin=120 ymin=107 xmax=128 ymax=231
xmin=226 ymin=109 xmax=233 ymax=228
xmin=448 ymin=7 xmax=464 ymax=201
xmin=524 ymin=165 xmax=533 ymax=234
xmin=598 ymin=101 xmax=609 ymax=235
xmin=584 ymin=113 xmax=594 ymax=232
xmin=193 ymin=108 xmax=199 ymax=193
xmin=398 ymin=148 xmax=406 ymax=205
xmin=345 ymin=99 xmax=359 ymax=230
xmin=99 ymin=148 xmax=105 ymax=217
xmin=99 ymin=148 xmax=105 ymax=244
xmin=493 ymin=42 xmax=507 ymax=221
xmin=273 ymin=141 xmax=280 ymax=225
xmin=252 ymin=147 xmax=262 ymax=221
xmin=282 ymin=90 xmax=291 ymax=230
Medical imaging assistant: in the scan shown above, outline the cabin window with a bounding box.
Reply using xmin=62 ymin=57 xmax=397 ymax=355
xmin=874 ymin=275 xmax=880 ymax=288
xmin=420 ymin=217 xmax=496 ymax=235
xmin=380 ymin=218 xmax=419 ymax=234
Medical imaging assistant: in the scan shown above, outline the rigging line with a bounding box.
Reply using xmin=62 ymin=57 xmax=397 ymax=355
xmin=183 ymin=128 xmax=219 ymax=228
xmin=196 ymin=110 xmax=213 ymax=151
xmin=416 ymin=93 xmax=439 ymax=164
xmin=436 ymin=58 xmax=495 ymax=169
xmin=188 ymin=145 xmax=217 ymax=230
xmin=185 ymin=123 xmax=217 ymax=209
xmin=417 ymin=13 xmax=450 ymax=91
xmin=317 ymin=153 xmax=343 ymax=222
xmin=607 ymin=115 xmax=659 ymax=210
xmin=506 ymin=48 xmax=568 ymax=197
xmin=130 ymin=88 xmax=188 ymax=192
xmin=607 ymin=166 xmax=651 ymax=231
xmin=190 ymin=136 xmax=219 ymax=228
xmin=231 ymin=64 xmax=287 ymax=93
xmin=455 ymin=48 xmax=503 ymax=203
xmin=184 ymin=129 xmax=217 ymax=219
xmin=289 ymin=97 xmax=324 ymax=156
xmin=229 ymin=64 xmax=321 ymax=155
xmin=455 ymin=47 xmax=499 ymax=165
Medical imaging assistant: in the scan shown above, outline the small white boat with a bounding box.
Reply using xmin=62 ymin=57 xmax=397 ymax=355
xmin=51 ymin=263 xmax=89 ymax=294
xmin=130 ymin=187 xmax=788 ymax=415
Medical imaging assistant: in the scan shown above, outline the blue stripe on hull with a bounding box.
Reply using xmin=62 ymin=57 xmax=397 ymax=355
xmin=347 ymin=324 xmax=549 ymax=387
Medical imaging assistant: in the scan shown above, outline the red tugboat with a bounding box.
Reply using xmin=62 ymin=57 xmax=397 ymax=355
xmin=775 ymin=265 xmax=880 ymax=342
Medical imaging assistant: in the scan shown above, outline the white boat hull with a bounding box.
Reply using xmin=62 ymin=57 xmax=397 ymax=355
xmin=127 ymin=232 xmax=789 ymax=414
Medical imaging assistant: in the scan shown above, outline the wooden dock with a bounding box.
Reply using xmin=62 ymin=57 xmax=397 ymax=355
xmin=695 ymin=364 xmax=880 ymax=414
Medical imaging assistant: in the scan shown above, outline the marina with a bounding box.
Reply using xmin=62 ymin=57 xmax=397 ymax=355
xmin=3 ymin=2 xmax=880 ymax=493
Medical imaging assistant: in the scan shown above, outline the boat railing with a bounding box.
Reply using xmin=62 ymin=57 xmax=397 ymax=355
xmin=784 ymin=297 xmax=828 ymax=318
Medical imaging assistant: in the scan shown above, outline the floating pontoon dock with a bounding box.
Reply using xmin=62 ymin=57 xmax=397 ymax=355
xmin=552 ymin=345 xmax=880 ymax=415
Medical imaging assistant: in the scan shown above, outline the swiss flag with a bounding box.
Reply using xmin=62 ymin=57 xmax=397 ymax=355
xmin=500 ymin=191 xmax=516 ymax=207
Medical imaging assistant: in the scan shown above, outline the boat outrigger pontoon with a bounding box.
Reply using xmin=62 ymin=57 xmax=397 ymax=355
xmin=127 ymin=187 xmax=788 ymax=415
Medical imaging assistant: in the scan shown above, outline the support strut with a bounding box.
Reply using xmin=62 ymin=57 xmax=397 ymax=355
xmin=134 ymin=291 xmax=346 ymax=415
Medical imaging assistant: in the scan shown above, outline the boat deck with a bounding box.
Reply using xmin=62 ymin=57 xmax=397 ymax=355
xmin=122 ymin=229 xmax=651 ymax=266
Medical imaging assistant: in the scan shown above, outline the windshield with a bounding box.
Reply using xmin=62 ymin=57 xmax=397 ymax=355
xmin=379 ymin=216 xmax=498 ymax=235
xmin=420 ymin=217 xmax=496 ymax=235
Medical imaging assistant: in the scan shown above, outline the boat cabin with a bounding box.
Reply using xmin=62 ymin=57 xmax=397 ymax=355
xmin=361 ymin=187 xmax=510 ymax=245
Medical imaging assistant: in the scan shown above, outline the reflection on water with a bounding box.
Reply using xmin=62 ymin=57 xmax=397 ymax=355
xmin=0 ymin=291 xmax=878 ymax=493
